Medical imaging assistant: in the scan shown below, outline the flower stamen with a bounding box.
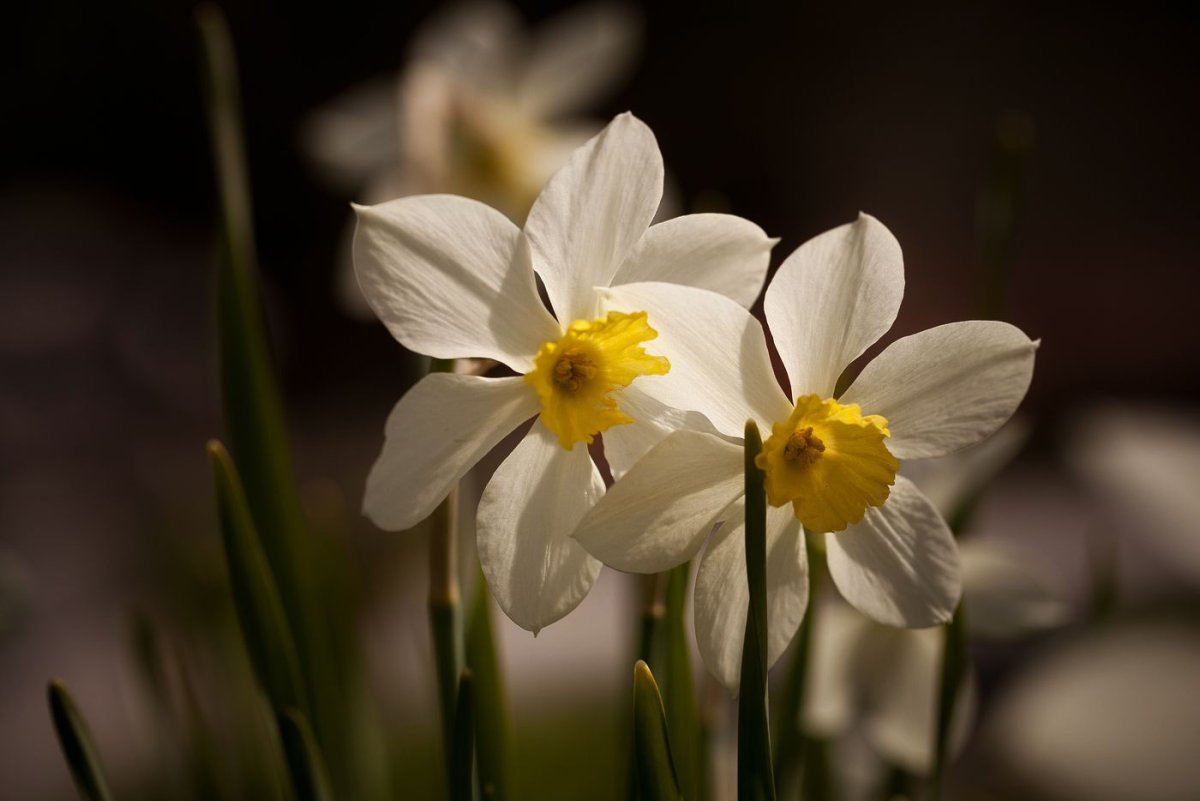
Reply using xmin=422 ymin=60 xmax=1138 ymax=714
xmin=526 ymin=311 xmax=669 ymax=449
xmin=783 ymin=426 xmax=825 ymax=464
xmin=757 ymin=395 xmax=898 ymax=533
xmin=552 ymin=348 xmax=598 ymax=392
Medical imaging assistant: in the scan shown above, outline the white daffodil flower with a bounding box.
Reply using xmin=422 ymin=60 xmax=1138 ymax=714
xmin=304 ymin=1 xmax=641 ymax=315
xmin=354 ymin=113 xmax=775 ymax=634
xmin=574 ymin=213 xmax=1038 ymax=689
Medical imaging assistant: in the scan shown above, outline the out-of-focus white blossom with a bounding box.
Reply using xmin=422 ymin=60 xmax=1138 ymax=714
xmin=802 ymin=425 xmax=1069 ymax=775
xmin=1069 ymin=404 xmax=1200 ymax=586
xmin=986 ymin=621 xmax=1200 ymax=801
xmin=303 ymin=1 xmax=641 ymax=315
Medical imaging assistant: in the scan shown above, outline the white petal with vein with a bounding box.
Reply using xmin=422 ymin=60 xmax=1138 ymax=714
xmin=842 ymin=321 xmax=1037 ymax=460
xmin=765 ymin=213 xmax=904 ymax=398
xmin=364 ymin=374 xmax=537 ymax=531
xmin=825 ymin=476 xmax=961 ymax=628
xmin=477 ymin=421 xmax=604 ymax=633
xmin=354 ymin=195 xmax=560 ymax=371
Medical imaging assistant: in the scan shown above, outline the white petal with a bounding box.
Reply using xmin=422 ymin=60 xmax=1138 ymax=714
xmin=364 ymin=374 xmax=537 ymax=531
xmin=825 ymin=476 xmax=962 ymax=628
xmin=860 ymin=626 xmax=977 ymax=775
xmin=353 ymin=195 xmax=561 ymax=371
xmin=764 ymin=213 xmax=904 ymax=399
xmin=612 ymin=214 xmax=777 ymax=308
xmin=600 ymin=386 xmax=722 ymax=480
xmin=841 ymin=321 xmax=1038 ymax=460
xmin=573 ymin=430 xmax=743 ymax=573
xmin=960 ymin=538 xmax=1070 ymax=640
xmin=525 ymin=113 xmax=663 ymax=323
xmin=801 ymin=600 xmax=873 ymax=737
xmin=693 ymin=500 xmax=809 ymax=692
xmin=477 ymin=421 xmax=604 ymax=633
xmin=515 ymin=2 xmax=641 ymax=118
xmin=987 ymin=622 xmax=1200 ymax=801
xmin=602 ymin=282 xmax=792 ymax=439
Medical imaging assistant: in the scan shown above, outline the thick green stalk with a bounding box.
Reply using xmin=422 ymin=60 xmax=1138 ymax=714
xmin=466 ymin=570 xmax=509 ymax=801
xmin=927 ymin=605 xmax=968 ymax=801
xmin=430 ymin=487 xmax=464 ymax=788
xmin=663 ymin=564 xmax=702 ymax=800
xmin=634 ymin=661 xmax=684 ymax=801
xmin=48 ymin=681 xmax=113 ymax=801
xmin=772 ymin=533 xmax=824 ymax=797
xmin=738 ymin=421 xmax=776 ymax=801
xmin=451 ymin=670 xmax=476 ymax=801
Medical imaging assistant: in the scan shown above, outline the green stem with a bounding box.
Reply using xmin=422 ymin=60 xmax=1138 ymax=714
xmin=928 ymin=604 xmax=968 ymax=801
xmin=772 ymin=533 xmax=825 ymax=797
xmin=630 ymin=571 xmax=667 ymax=800
xmin=738 ymin=421 xmax=776 ymax=801
xmin=451 ymin=670 xmax=476 ymax=801
xmin=430 ymin=488 xmax=464 ymax=791
xmin=466 ymin=570 xmax=509 ymax=801
xmin=663 ymin=564 xmax=702 ymax=800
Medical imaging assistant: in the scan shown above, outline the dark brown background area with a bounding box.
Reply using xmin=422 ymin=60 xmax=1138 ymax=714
xmin=6 ymin=1 xmax=1198 ymax=416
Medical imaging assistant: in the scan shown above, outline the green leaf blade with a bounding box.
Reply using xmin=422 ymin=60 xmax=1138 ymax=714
xmin=633 ymin=660 xmax=684 ymax=801
xmin=279 ymin=708 xmax=335 ymax=801
xmin=209 ymin=440 xmax=306 ymax=715
xmin=47 ymin=680 xmax=114 ymax=801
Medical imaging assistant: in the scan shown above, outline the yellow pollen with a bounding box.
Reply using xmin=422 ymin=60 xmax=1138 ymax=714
xmin=525 ymin=311 xmax=670 ymax=450
xmin=552 ymin=348 xmax=598 ymax=392
xmin=755 ymin=395 xmax=898 ymax=533
xmin=783 ymin=427 xmax=825 ymax=464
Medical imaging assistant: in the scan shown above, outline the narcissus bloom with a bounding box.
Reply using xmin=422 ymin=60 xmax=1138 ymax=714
xmin=304 ymin=1 xmax=642 ymax=316
xmin=354 ymin=113 xmax=774 ymax=633
xmin=574 ymin=214 xmax=1038 ymax=688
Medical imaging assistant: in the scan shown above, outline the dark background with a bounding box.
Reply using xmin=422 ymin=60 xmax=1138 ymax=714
xmin=3 ymin=2 xmax=1199 ymax=799
xmin=8 ymin=1 xmax=1199 ymax=412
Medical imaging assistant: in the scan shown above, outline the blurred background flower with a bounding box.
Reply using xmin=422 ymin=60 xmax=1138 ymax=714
xmin=4 ymin=1 xmax=1199 ymax=799
xmin=302 ymin=1 xmax=641 ymax=315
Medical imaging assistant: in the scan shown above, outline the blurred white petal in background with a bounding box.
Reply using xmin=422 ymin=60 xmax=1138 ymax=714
xmin=302 ymin=1 xmax=641 ymax=316
xmin=986 ymin=621 xmax=1200 ymax=801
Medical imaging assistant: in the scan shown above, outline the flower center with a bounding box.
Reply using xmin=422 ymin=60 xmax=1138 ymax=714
xmin=552 ymin=348 xmax=598 ymax=392
xmin=784 ymin=427 xmax=826 ymax=464
xmin=525 ymin=311 xmax=670 ymax=450
xmin=756 ymin=395 xmax=898 ymax=533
